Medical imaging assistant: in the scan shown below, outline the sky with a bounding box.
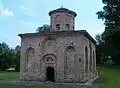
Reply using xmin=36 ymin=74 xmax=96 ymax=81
xmin=0 ymin=0 xmax=104 ymax=48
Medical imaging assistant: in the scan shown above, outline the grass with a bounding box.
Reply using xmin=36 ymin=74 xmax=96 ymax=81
xmin=0 ymin=72 xmax=69 ymax=88
xmin=0 ymin=66 xmax=120 ymax=88
xmin=0 ymin=71 xmax=19 ymax=80
xmin=0 ymin=83 xmax=69 ymax=88
xmin=97 ymin=65 xmax=120 ymax=88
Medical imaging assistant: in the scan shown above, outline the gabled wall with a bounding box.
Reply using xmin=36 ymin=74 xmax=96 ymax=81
xmin=20 ymin=33 xmax=96 ymax=82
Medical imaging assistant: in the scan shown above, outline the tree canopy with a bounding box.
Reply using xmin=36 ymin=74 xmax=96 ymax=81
xmin=0 ymin=42 xmax=20 ymax=71
xmin=36 ymin=24 xmax=51 ymax=32
xmin=96 ymin=0 xmax=120 ymax=30
xmin=96 ymin=0 xmax=120 ymax=64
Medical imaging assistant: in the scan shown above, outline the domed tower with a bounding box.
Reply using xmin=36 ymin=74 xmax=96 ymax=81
xmin=49 ymin=7 xmax=77 ymax=31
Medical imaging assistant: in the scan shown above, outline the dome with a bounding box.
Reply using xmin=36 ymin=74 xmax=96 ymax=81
xmin=49 ymin=7 xmax=77 ymax=17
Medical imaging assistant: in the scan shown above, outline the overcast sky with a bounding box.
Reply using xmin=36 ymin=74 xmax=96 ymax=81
xmin=0 ymin=0 xmax=104 ymax=48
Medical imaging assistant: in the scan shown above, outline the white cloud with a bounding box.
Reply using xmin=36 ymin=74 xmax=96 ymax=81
xmin=20 ymin=5 xmax=31 ymax=12
xmin=20 ymin=5 xmax=33 ymax=16
xmin=17 ymin=21 xmax=39 ymax=27
xmin=0 ymin=4 xmax=13 ymax=16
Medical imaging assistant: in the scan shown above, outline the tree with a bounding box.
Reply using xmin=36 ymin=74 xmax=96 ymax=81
xmin=15 ymin=45 xmax=21 ymax=53
xmin=95 ymin=34 xmax=104 ymax=64
xmin=0 ymin=42 xmax=16 ymax=70
xmin=36 ymin=24 xmax=51 ymax=32
xmin=14 ymin=45 xmax=21 ymax=71
xmin=0 ymin=42 xmax=21 ymax=71
xmin=96 ymin=0 xmax=120 ymax=30
xmin=96 ymin=0 xmax=120 ymax=64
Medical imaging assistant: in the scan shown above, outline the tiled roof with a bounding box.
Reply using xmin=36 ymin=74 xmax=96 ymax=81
xmin=49 ymin=7 xmax=77 ymax=17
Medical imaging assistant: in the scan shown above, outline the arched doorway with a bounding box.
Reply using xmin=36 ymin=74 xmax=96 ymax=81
xmin=46 ymin=66 xmax=54 ymax=82
xmin=42 ymin=54 xmax=56 ymax=82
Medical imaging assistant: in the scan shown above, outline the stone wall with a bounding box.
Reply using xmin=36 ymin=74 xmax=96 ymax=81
xmin=82 ymin=35 xmax=97 ymax=82
xmin=50 ymin=13 xmax=75 ymax=31
xmin=20 ymin=33 xmax=96 ymax=83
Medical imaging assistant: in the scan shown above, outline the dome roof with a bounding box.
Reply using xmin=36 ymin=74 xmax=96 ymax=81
xmin=49 ymin=7 xmax=77 ymax=17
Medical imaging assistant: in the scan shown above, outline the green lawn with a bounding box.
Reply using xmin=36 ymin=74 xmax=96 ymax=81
xmin=0 ymin=72 xmax=19 ymax=80
xmin=0 ymin=66 xmax=120 ymax=88
xmin=0 ymin=72 xmax=69 ymax=88
xmin=0 ymin=83 xmax=69 ymax=88
xmin=97 ymin=65 xmax=120 ymax=88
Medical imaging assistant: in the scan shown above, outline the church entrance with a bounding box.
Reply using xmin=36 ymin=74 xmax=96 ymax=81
xmin=46 ymin=66 xmax=54 ymax=82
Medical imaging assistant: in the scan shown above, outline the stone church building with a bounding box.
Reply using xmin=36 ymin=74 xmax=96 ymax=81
xmin=19 ymin=7 xmax=97 ymax=83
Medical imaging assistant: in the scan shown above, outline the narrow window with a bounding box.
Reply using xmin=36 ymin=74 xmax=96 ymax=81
xmin=93 ymin=51 xmax=95 ymax=72
xmin=56 ymin=24 xmax=60 ymax=30
xmin=66 ymin=24 xmax=70 ymax=29
xmin=85 ymin=46 xmax=88 ymax=72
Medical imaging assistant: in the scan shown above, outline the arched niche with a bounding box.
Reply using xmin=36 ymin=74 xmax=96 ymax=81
xmin=89 ymin=42 xmax=92 ymax=72
xmin=55 ymin=14 xmax=60 ymax=19
xmin=65 ymin=24 xmax=70 ymax=30
xmin=41 ymin=37 xmax=57 ymax=55
xmin=25 ymin=47 xmax=35 ymax=76
xmin=26 ymin=47 xmax=35 ymax=59
xmin=65 ymin=46 xmax=76 ymax=54
xmin=64 ymin=46 xmax=76 ymax=77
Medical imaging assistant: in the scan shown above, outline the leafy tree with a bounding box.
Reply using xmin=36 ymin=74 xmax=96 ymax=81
xmin=15 ymin=45 xmax=21 ymax=53
xmin=0 ymin=42 xmax=20 ymax=71
xmin=96 ymin=0 xmax=120 ymax=64
xmin=36 ymin=24 xmax=51 ymax=32
xmin=14 ymin=45 xmax=21 ymax=71
xmin=95 ymin=34 xmax=104 ymax=64
xmin=96 ymin=0 xmax=120 ymax=30
xmin=0 ymin=42 xmax=13 ymax=70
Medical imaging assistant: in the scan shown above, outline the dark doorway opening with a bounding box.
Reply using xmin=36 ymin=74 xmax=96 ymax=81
xmin=46 ymin=66 xmax=54 ymax=82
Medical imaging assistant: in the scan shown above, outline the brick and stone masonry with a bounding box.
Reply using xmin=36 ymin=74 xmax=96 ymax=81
xmin=19 ymin=7 xmax=98 ymax=83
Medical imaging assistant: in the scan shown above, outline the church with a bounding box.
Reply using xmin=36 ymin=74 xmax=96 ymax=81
xmin=19 ymin=7 xmax=98 ymax=83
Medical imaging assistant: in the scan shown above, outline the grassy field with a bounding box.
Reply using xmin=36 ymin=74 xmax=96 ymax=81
xmin=0 ymin=72 xmax=19 ymax=80
xmin=0 ymin=72 xmax=69 ymax=88
xmin=0 ymin=83 xmax=69 ymax=88
xmin=0 ymin=66 xmax=120 ymax=88
xmin=97 ymin=65 xmax=120 ymax=88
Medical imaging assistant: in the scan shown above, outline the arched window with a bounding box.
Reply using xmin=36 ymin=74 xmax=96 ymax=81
xmin=85 ymin=46 xmax=88 ymax=72
xmin=56 ymin=24 xmax=60 ymax=30
xmin=65 ymin=46 xmax=76 ymax=53
xmin=65 ymin=24 xmax=70 ymax=29
xmin=55 ymin=14 xmax=60 ymax=19
xmin=93 ymin=51 xmax=95 ymax=72
xmin=89 ymin=42 xmax=92 ymax=72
